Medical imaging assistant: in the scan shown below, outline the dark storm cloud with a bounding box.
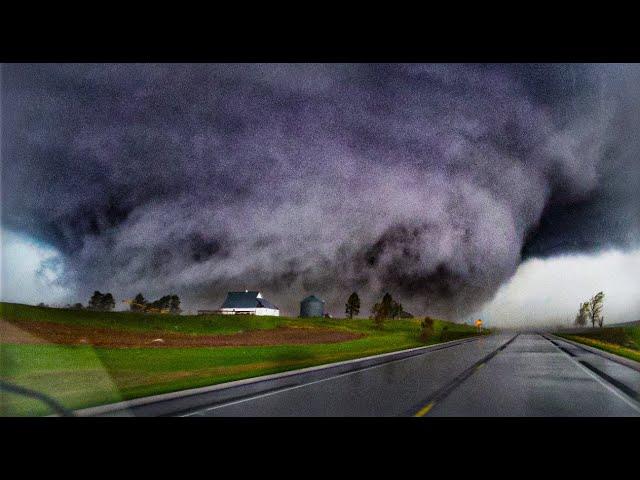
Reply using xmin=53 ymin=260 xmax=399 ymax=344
xmin=2 ymin=63 xmax=639 ymax=316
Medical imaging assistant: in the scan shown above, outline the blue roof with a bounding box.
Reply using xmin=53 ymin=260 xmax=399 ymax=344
xmin=221 ymin=291 xmax=278 ymax=310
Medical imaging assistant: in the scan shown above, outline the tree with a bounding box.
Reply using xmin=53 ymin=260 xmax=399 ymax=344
xmin=345 ymin=292 xmax=361 ymax=319
xmin=88 ymin=291 xmax=103 ymax=310
xmin=72 ymin=303 xmax=83 ymax=310
xmin=390 ymin=299 xmax=403 ymax=319
xmin=588 ymin=291 xmax=605 ymax=328
xmin=372 ymin=308 xmax=386 ymax=329
xmin=131 ymin=293 xmax=147 ymax=312
xmin=376 ymin=293 xmax=403 ymax=319
xmin=371 ymin=292 xmax=402 ymax=327
xmin=146 ymin=295 xmax=171 ymax=312
xmin=101 ymin=293 xmax=115 ymax=311
xmin=169 ymin=295 xmax=181 ymax=314
xmin=574 ymin=301 xmax=590 ymax=327
xmin=88 ymin=291 xmax=115 ymax=311
xmin=143 ymin=294 xmax=181 ymax=314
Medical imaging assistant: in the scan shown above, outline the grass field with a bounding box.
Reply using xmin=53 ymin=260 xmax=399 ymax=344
xmin=558 ymin=323 xmax=640 ymax=363
xmin=0 ymin=302 xmax=486 ymax=416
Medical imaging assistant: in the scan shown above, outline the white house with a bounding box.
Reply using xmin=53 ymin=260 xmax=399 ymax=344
xmin=201 ymin=290 xmax=280 ymax=316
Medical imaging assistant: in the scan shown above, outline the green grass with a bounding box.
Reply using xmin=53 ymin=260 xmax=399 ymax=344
xmin=1 ymin=302 xmax=486 ymax=416
xmin=558 ymin=323 xmax=640 ymax=363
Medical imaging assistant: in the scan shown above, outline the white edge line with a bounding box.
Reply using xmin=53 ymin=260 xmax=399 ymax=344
xmin=181 ymin=356 xmax=423 ymax=416
xmin=76 ymin=336 xmax=483 ymax=416
xmin=187 ymin=333 xmax=515 ymax=417
xmin=180 ymin=338 xmax=489 ymax=417
xmin=545 ymin=335 xmax=640 ymax=415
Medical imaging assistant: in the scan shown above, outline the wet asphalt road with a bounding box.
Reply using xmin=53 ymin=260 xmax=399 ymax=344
xmin=182 ymin=333 xmax=640 ymax=417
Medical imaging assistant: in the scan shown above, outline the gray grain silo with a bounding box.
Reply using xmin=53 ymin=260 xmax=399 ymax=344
xmin=299 ymin=295 xmax=325 ymax=318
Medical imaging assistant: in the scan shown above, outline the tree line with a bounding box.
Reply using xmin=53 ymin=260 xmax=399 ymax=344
xmin=129 ymin=293 xmax=181 ymax=314
xmin=57 ymin=291 xmax=182 ymax=314
xmin=345 ymin=291 xmax=409 ymax=326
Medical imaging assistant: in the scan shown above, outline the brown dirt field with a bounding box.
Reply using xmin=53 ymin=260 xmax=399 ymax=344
xmin=0 ymin=319 xmax=363 ymax=348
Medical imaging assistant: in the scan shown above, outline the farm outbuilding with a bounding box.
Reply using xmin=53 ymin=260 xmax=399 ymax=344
xmin=299 ymin=295 xmax=325 ymax=318
xmin=199 ymin=290 xmax=279 ymax=316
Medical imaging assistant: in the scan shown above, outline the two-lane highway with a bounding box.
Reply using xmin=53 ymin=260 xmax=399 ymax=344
xmin=80 ymin=332 xmax=640 ymax=417
xmin=181 ymin=334 xmax=513 ymax=417
xmin=175 ymin=333 xmax=640 ymax=417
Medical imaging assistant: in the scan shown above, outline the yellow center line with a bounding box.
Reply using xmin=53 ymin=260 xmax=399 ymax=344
xmin=415 ymin=361 xmax=488 ymax=416
xmin=414 ymin=401 xmax=435 ymax=417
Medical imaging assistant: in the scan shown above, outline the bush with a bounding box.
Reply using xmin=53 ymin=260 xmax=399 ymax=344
xmin=420 ymin=317 xmax=435 ymax=342
xmin=373 ymin=314 xmax=385 ymax=330
xmin=440 ymin=325 xmax=449 ymax=342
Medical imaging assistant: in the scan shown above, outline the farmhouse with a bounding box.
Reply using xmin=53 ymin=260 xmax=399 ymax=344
xmin=199 ymin=290 xmax=280 ymax=316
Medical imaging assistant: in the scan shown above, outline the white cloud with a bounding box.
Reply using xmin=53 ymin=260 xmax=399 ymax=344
xmin=0 ymin=228 xmax=70 ymax=305
xmin=474 ymin=249 xmax=640 ymax=329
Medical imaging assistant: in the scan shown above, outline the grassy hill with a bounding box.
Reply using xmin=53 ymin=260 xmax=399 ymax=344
xmin=558 ymin=323 xmax=640 ymax=362
xmin=1 ymin=302 xmax=486 ymax=416
xmin=0 ymin=302 xmax=284 ymax=335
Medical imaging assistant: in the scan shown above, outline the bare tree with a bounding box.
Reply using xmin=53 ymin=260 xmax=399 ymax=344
xmin=588 ymin=291 xmax=605 ymax=328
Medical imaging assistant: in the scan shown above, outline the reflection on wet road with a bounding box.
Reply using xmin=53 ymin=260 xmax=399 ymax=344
xmin=185 ymin=333 xmax=640 ymax=417
xmin=427 ymin=334 xmax=640 ymax=416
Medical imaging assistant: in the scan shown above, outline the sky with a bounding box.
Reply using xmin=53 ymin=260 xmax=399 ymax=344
xmin=1 ymin=229 xmax=69 ymax=305
xmin=477 ymin=248 xmax=640 ymax=328
xmin=1 ymin=64 xmax=639 ymax=325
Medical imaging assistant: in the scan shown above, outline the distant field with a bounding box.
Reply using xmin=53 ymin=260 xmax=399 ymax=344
xmin=558 ymin=323 xmax=640 ymax=363
xmin=0 ymin=302 xmax=486 ymax=416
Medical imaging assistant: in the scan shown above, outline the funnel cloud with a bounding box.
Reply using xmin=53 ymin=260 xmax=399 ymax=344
xmin=2 ymin=64 xmax=639 ymax=318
